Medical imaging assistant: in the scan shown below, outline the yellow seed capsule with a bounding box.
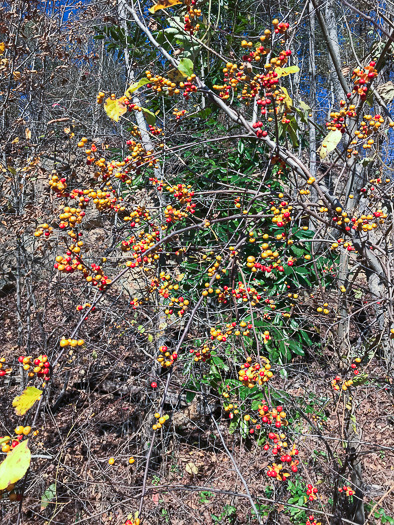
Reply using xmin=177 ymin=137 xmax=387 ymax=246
xmin=108 ymin=457 xmax=115 ymax=465
xmin=129 ymin=457 xmax=135 ymax=464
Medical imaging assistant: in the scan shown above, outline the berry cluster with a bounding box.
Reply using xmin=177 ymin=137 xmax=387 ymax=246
xmin=349 ymin=62 xmax=378 ymax=99
xmin=0 ymin=357 xmax=11 ymax=377
xmin=173 ymin=108 xmax=187 ymax=120
xmin=270 ymin=200 xmax=293 ymax=228
xmin=266 ymin=431 xmax=299 ymax=481
xmin=213 ymin=21 xmax=291 ymax=107
xmin=17 ymin=354 xmax=51 ymax=384
xmin=2 ymin=434 xmax=24 ymax=454
xmin=326 ymin=100 xmax=356 ymax=133
xmin=184 ymin=0 xmax=201 ymax=34
xmin=48 ymin=172 xmax=68 ymax=194
xmin=1 ymin=426 xmax=37 ymax=454
xmin=55 ymin=252 xmax=112 ymax=291
xmin=33 ymin=222 xmax=54 ymax=238
xmin=167 ymin=183 xmax=195 ymax=207
xmin=146 ymin=70 xmax=197 ymax=100
xmin=59 ymin=338 xmax=85 ymax=348
xmin=238 ymin=357 xmax=273 ymax=387
xmin=152 ymin=412 xmax=169 ymax=430
xmin=108 ymin=456 xmax=135 ymax=465
xmin=349 ymin=114 xmax=388 ymax=156
xmin=190 ymin=344 xmax=212 ymax=362
xmin=306 ymin=484 xmax=319 ymax=501
xmin=148 ymin=124 xmax=162 ymax=136
xmin=123 ymin=518 xmax=140 ymax=525
xmin=338 ymin=485 xmax=355 ymax=496
xmin=157 ymin=345 xmax=178 ymax=368
xmin=305 ymin=515 xmax=320 ymax=525
xmin=331 ymin=357 xmax=361 ymax=391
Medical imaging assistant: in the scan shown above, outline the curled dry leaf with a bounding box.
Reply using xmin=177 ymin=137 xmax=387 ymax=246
xmin=185 ymin=462 xmax=198 ymax=475
xmin=149 ymin=0 xmax=183 ymax=14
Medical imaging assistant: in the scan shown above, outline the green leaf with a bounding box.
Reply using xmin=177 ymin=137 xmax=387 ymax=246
xmin=178 ymin=58 xmax=194 ymax=77
xmin=211 ymin=356 xmax=229 ymax=371
xmin=299 ymin=100 xmax=311 ymax=112
xmin=0 ymin=440 xmax=31 ymax=490
xmin=365 ymin=90 xmax=374 ymax=106
xmin=294 ymin=266 xmax=309 ymax=274
xmin=351 ymin=373 xmax=368 ymax=386
xmin=125 ymin=77 xmax=150 ymax=97
xmin=240 ymin=418 xmax=249 ymax=438
xmin=295 ymin=100 xmax=311 ymax=123
xmin=41 ymin=483 xmax=56 ymax=510
xmin=13 ymin=386 xmax=43 ymax=416
xmin=288 ymin=339 xmax=304 ymax=356
xmin=251 ymin=399 xmax=262 ymax=410
xmin=287 ymin=121 xmax=299 ymax=147
xmin=141 ymin=107 xmax=156 ymax=125
xmin=319 ymin=129 xmax=342 ymax=159
xmin=186 ymin=391 xmax=197 ymax=403
xmin=299 ymin=330 xmax=312 ymax=345
xmin=228 ymin=416 xmax=240 ymax=434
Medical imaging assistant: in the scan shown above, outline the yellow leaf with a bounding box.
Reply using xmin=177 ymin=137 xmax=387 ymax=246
xmin=319 ymin=129 xmax=342 ymax=160
xmin=0 ymin=42 xmax=5 ymax=55
xmin=0 ymin=440 xmax=31 ymax=490
xmin=11 ymin=137 xmax=19 ymax=144
xmin=13 ymin=71 xmax=21 ymax=80
xmin=125 ymin=78 xmax=150 ymax=97
xmin=104 ymin=96 xmax=128 ymax=122
xmin=25 ymin=128 xmax=31 ymax=140
xmin=13 ymin=386 xmax=42 ymax=416
xmin=280 ymin=86 xmax=293 ymax=110
xmin=167 ymin=68 xmax=186 ymax=82
xmin=275 ymin=66 xmax=300 ymax=78
xmin=176 ymin=273 xmax=185 ymax=281
xmin=149 ymin=0 xmax=183 ymax=14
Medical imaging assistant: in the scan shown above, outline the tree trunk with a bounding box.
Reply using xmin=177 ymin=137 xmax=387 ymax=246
xmin=325 ymin=0 xmax=346 ymax=101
